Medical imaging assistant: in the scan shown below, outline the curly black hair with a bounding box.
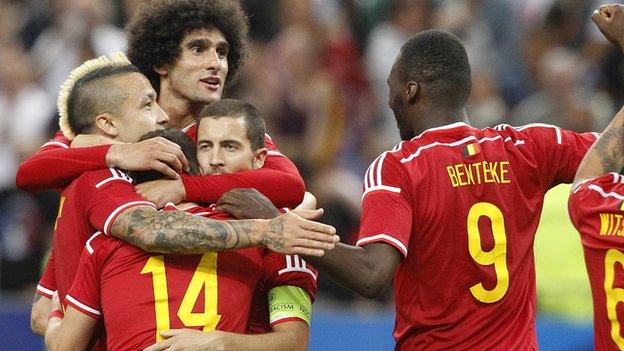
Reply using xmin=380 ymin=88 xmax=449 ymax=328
xmin=126 ymin=0 xmax=249 ymax=93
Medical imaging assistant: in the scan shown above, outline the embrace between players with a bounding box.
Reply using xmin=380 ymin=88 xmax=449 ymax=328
xmin=19 ymin=0 xmax=624 ymax=350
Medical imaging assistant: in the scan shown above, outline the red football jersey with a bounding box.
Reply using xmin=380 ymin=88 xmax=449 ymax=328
xmin=356 ymin=122 xmax=596 ymax=350
xmin=36 ymin=250 xmax=56 ymax=299
xmin=49 ymin=168 xmax=155 ymax=303
xmin=569 ymin=173 xmax=624 ymax=350
xmin=16 ymin=128 xmax=305 ymax=207
xmin=66 ymin=205 xmax=317 ymax=350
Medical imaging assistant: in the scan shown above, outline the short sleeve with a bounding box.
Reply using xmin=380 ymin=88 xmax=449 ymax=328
xmin=65 ymin=234 xmax=108 ymax=319
xmin=518 ymin=124 xmax=597 ymax=187
xmin=37 ymin=250 xmax=57 ymax=299
xmin=261 ymin=252 xmax=318 ymax=301
xmin=356 ymin=152 xmax=412 ymax=257
xmin=569 ymin=173 xmax=624 ymax=244
xmin=85 ymin=169 xmax=156 ymax=235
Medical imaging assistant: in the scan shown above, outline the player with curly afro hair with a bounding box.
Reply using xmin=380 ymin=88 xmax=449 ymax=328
xmin=126 ymin=0 xmax=249 ymax=130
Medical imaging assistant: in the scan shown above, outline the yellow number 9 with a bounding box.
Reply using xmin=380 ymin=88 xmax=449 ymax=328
xmin=604 ymin=249 xmax=624 ymax=348
xmin=467 ymin=202 xmax=509 ymax=303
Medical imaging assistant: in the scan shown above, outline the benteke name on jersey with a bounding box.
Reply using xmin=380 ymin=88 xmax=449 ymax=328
xmin=446 ymin=161 xmax=511 ymax=188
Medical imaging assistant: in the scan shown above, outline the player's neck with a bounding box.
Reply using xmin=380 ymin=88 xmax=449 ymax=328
xmin=415 ymin=106 xmax=468 ymax=132
xmin=157 ymin=88 xmax=203 ymax=130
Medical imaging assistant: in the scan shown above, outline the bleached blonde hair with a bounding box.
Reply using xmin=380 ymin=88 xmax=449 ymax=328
xmin=57 ymin=52 xmax=132 ymax=140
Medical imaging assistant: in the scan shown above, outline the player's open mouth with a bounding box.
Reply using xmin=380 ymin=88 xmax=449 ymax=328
xmin=200 ymin=76 xmax=221 ymax=90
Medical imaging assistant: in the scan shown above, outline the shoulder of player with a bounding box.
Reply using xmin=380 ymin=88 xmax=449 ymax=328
xmin=82 ymin=231 xmax=122 ymax=256
xmin=493 ymin=122 xmax=572 ymax=143
xmin=263 ymin=252 xmax=318 ymax=280
xmin=80 ymin=168 xmax=133 ymax=189
xmin=572 ymin=173 xmax=624 ymax=198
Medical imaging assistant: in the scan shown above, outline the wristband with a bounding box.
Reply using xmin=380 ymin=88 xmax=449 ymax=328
xmin=48 ymin=309 xmax=64 ymax=320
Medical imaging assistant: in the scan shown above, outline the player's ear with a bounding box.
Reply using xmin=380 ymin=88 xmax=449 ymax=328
xmin=252 ymin=148 xmax=268 ymax=169
xmin=405 ymin=81 xmax=419 ymax=104
xmin=153 ymin=64 xmax=169 ymax=77
xmin=94 ymin=113 xmax=119 ymax=138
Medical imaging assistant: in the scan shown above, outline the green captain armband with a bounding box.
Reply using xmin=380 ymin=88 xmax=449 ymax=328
xmin=268 ymin=285 xmax=312 ymax=326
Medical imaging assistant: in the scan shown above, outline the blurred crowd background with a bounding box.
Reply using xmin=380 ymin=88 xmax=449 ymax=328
xmin=1 ymin=0 xmax=622 ymax=332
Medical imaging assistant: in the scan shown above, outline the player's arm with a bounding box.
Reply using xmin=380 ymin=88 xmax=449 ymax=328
xmin=215 ymin=187 xmax=402 ymax=298
xmin=215 ymin=188 xmax=314 ymax=219
xmin=136 ymin=168 xmax=305 ymax=209
xmin=307 ymin=243 xmax=402 ymax=298
xmin=573 ymin=105 xmax=624 ymax=188
xmin=15 ymin=133 xmax=188 ymax=192
xmin=135 ymin=137 xmax=305 ymax=208
xmin=182 ymin=157 xmax=305 ymax=207
xmin=45 ymin=306 xmax=98 ymax=351
xmin=295 ymin=192 xmax=317 ymax=211
xmin=109 ymin=206 xmax=337 ymax=256
xmin=573 ymin=5 xmax=624 ymax=188
xmin=31 ymin=294 xmax=51 ymax=336
xmin=143 ymin=322 xmax=309 ymax=351
xmin=32 ymin=250 xmax=57 ymax=336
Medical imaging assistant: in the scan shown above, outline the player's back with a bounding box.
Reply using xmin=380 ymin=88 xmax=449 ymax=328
xmin=68 ymin=229 xmax=265 ymax=350
xmin=569 ymin=173 xmax=624 ymax=350
xmin=66 ymin=203 xmax=319 ymax=350
xmin=53 ymin=168 xmax=152 ymax=302
xmin=360 ymin=122 xmax=595 ymax=350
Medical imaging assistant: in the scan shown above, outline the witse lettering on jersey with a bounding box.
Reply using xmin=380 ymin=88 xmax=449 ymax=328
xmin=446 ymin=161 xmax=511 ymax=188
xmin=599 ymin=213 xmax=624 ymax=237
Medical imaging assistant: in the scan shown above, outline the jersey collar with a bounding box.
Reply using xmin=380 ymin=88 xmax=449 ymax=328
xmin=411 ymin=121 xmax=472 ymax=141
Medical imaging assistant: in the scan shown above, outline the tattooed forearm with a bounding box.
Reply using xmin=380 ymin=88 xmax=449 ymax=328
xmin=263 ymin=217 xmax=285 ymax=251
xmin=110 ymin=207 xmax=260 ymax=254
xmin=594 ymin=123 xmax=624 ymax=173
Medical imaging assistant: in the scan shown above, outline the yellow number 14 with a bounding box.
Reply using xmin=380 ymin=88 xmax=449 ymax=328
xmin=467 ymin=202 xmax=509 ymax=303
xmin=141 ymin=253 xmax=221 ymax=341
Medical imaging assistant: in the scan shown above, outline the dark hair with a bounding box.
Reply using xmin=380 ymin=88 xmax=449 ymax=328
xmin=67 ymin=65 xmax=140 ymax=135
xmin=126 ymin=0 xmax=249 ymax=93
xmin=198 ymin=99 xmax=266 ymax=150
xmin=398 ymin=29 xmax=471 ymax=108
xmin=129 ymin=129 xmax=199 ymax=184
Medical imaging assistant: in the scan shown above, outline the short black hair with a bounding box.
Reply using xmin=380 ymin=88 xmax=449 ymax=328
xmin=126 ymin=0 xmax=249 ymax=93
xmin=67 ymin=65 xmax=140 ymax=135
xmin=398 ymin=29 xmax=471 ymax=108
xmin=130 ymin=129 xmax=200 ymax=184
xmin=198 ymin=99 xmax=266 ymax=150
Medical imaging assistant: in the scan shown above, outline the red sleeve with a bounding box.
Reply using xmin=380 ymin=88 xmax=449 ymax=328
xmin=181 ymin=134 xmax=305 ymax=207
xmin=36 ymin=250 xmax=57 ymax=299
xmin=518 ymin=124 xmax=597 ymax=187
xmin=15 ymin=130 xmax=111 ymax=192
xmin=85 ymin=169 xmax=156 ymax=235
xmin=65 ymin=234 xmax=109 ymax=319
xmin=261 ymin=253 xmax=318 ymax=301
xmin=569 ymin=173 xmax=624 ymax=246
xmin=356 ymin=152 xmax=412 ymax=257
